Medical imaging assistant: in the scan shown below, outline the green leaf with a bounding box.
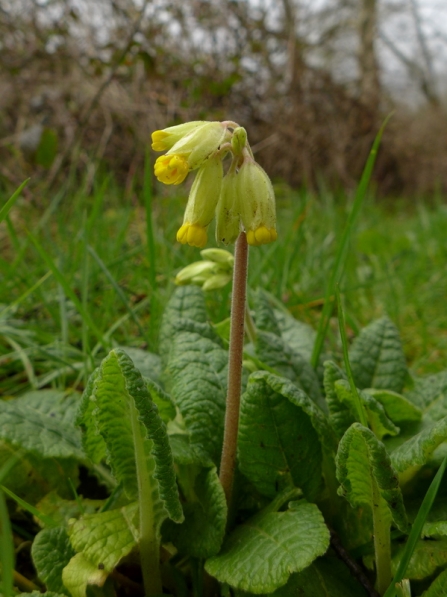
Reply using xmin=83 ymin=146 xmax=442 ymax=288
xmin=61 ymin=553 xmax=108 ymax=597
xmin=119 ymin=347 xmax=162 ymax=386
xmin=323 ymin=360 xmax=354 ymax=438
xmin=76 ymin=368 xmax=106 ymax=464
xmin=79 ymin=349 xmax=183 ymax=524
xmin=166 ymin=328 xmax=227 ymax=464
xmin=336 ymin=423 xmax=408 ymax=532
xmin=364 ymin=389 xmax=422 ymax=423
xmin=334 ymin=380 xmax=400 ymax=440
xmin=16 ymin=593 xmax=66 ymax=597
xmin=206 ymin=501 xmax=329 ymax=593
xmin=0 ymin=443 xmax=78 ymax=502
xmin=236 ymin=555 xmax=368 ymax=596
xmin=14 ymin=389 xmax=81 ymax=426
xmin=392 ymin=538 xmax=447 ymax=580
xmin=159 ymin=286 xmax=208 ymax=366
xmin=255 ymin=331 xmax=325 ymax=411
xmin=390 ymin=416 xmax=447 ymax=474
xmin=37 ymin=492 xmax=102 ymax=528
xmin=145 ymin=377 xmax=176 ymax=423
xmin=32 ymin=527 xmax=75 ymax=595
xmin=348 ymin=317 xmax=407 ymax=393
xmin=252 ymin=289 xmax=281 ymax=336
xmin=0 ymin=396 xmax=84 ymax=461
xmin=0 ymin=179 xmax=29 ymax=225
xmin=162 ymin=466 xmax=227 ymax=558
xmin=422 ymin=568 xmax=447 ymax=596
xmin=238 ymin=372 xmax=335 ymax=501
xmin=68 ymin=502 xmax=139 ymax=572
xmin=274 ymin=309 xmax=317 ymax=364
xmin=405 ymin=370 xmax=447 ymax=420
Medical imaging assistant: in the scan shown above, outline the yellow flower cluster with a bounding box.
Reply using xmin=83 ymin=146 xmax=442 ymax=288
xmin=151 ymin=121 xmax=277 ymax=248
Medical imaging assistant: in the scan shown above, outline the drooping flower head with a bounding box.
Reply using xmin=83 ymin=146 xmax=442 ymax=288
xmin=151 ymin=120 xmax=277 ymax=248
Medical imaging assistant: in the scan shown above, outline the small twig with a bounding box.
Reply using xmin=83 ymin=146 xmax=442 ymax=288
xmin=329 ymin=528 xmax=380 ymax=597
xmin=13 ymin=570 xmax=40 ymax=593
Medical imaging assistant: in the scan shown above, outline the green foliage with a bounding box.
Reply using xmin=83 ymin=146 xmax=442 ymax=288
xmin=205 ymin=501 xmax=330 ymax=594
xmin=3 ymin=189 xmax=447 ymax=597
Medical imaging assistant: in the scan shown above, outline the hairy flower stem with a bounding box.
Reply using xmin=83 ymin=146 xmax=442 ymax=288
xmin=219 ymin=232 xmax=249 ymax=508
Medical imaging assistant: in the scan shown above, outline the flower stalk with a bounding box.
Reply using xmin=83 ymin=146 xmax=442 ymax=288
xmin=219 ymin=232 xmax=249 ymax=507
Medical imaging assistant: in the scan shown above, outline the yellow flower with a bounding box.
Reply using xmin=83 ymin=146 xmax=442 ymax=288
xmin=237 ymin=160 xmax=277 ymax=246
xmin=177 ymin=156 xmax=223 ymax=248
xmin=151 ymin=121 xmax=209 ymax=152
xmin=154 ymin=155 xmax=189 ymax=185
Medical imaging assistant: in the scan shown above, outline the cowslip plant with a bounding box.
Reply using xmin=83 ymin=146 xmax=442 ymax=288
xmin=3 ymin=124 xmax=447 ymax=597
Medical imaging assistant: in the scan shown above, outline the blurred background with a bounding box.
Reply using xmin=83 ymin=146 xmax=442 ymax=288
xmin=1 ymin=0 xmax=447 ymax=197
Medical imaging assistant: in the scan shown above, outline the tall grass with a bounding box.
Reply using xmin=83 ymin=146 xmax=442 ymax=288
xmin=1 ymin=172 xmax=447 ymax=397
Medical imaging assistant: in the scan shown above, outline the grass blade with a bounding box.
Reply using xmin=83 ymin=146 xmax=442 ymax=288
xmin=383 ymin=454 xmax=447 ymax=597
xmin=0 ymin=490 xmax=14 ymax=597
xmin=0 ymin=179 xmax=29 ymax=225
xmin=144 ymin=147 xmax=157 ymax=291
xmin=87 ymin=244 xmax=148 ymax=343
xmin=0 ymin=485 xmax=57 ymax=528
xmin=310 ymin=116 xmax=390 ymax=369
xmin=335 ymin=285 xmax=368 ymax=427
xmin=27 ymin=231 xmax=107 ymax=349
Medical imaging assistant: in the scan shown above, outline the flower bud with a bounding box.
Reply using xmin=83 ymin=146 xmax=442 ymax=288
xmin=237 ymin=160 xmax=277 ymax=246
xmin=231 ymin=127 xmax=247 ymax=156
xmin=167 ymin=122 xmax=228 ymax=171
xmin=151 ymin=121 xmax=209 ymax=151
xmin=175 ymin=260 xmax=216 ymax=285
xmin=200 ymin=248 xmax=234 ymax=267
xmin=202 ymin=273 xmax=232 ymax=291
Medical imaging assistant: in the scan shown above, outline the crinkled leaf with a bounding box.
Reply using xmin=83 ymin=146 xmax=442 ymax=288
xmin=364 ymin=388 xmax=422 ymax=423
xmin=238 ymin=371 xmax=335 ymax=501
xmin=348 ymin=317 xmax=407 ymax=393
xmin=16 ymin=593 xmax=66 ymax=597
xmin=62 ymin=553 xmax=107 ymax=597
xmin=391 ymin=416 xmax=447 ymax=474
xmin=255 ymin=331 xmax=325 ymax=411
xmin=119 ymin=346 xmax=162 ymax=386
xmin=336 ymin=423 xmax=408 ymax=532
xmin=392 ymin=538 xmax=447 ymax=580
xmin=145 ymin=377 xmax=176 ymax=423
xmin=323 ymin=360 xmax=354 ymax=438
xmin=274 ymin=309 xmax=317 ymax=364
xmin=236 ymin=555 xmax=368 ymax=596
xmin=205 ymin=501 xmax=329 ymax=594
xmin=405 ymin=370 xmax=447 ymax=420
xmin=68 ymin=502 xmax=139 ymax=571
xmin=166 ymin=329 xmax=227 ymax=464
xmin=159 ymin=286 xmax=208 ymax=367
xmin=78 ymin=349 xmax=183 ymax=523
xmin=423 ymin=568 xmax=447 ymax=596
xmin=252 ymin=289 xmax=281 ymax=336
xmin=76 ymin=368 xmax=106 ymax=464
xmin=36 ymin=492 xmax=102 ymax=528
xmin=32 ymin=527 xmax=75 ymax=595
xmin=334 ymin=380 xmax=399 ymax=440
xmin=15 ymin=390 xmax=80 ymax=426
xmin=0 ymin=443 xmax=78 ymax=502
xmin=162 ymin=466 xmax=227 ymax=558
xmin=0 ymin=395 xmax=84 ymax=461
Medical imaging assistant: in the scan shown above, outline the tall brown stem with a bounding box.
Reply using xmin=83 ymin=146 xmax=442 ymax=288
xmin=219 ymin=232 xmax=249 ymax=507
